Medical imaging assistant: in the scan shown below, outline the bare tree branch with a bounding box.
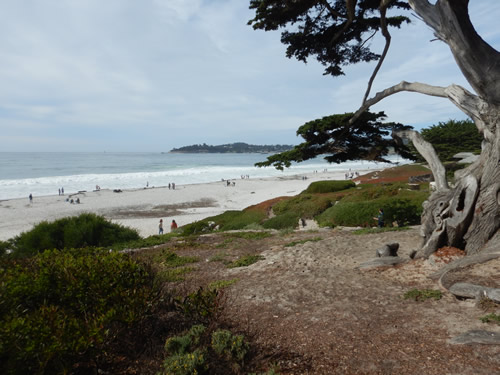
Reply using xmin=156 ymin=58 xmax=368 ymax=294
xmin=350 ymin=81 xmax=447 ymax=124
xmin=362 ymin=1 xmax=391 ymax=104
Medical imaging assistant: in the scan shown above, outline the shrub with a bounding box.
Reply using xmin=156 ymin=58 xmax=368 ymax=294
xmin=11 ymin=213 xmax=140 ymax=257
xmin=181 ymin=208 xmax=267 ymax=235
xmin=272 ymin=194 xmax=333 ymax=218
xmin=0 ymin=248 xmax=159 ymax=374
xmin=175 ymin=287 xmax=222 ymax=324
xmin=316 ymin=197 xmax=423 ymax=228
xmin=211 ymin=329 xmax=248 ymax=362
xmin=303 ymin=180 xmax=356 ymax=194
xmin=262 ymin=212 xmax=300 ymax=230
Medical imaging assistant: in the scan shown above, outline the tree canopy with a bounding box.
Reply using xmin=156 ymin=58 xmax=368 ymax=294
xmin=248 ymin=0 xmax=411 ymax=77
xmin=255 ymin=111 xmax=414 ymax=170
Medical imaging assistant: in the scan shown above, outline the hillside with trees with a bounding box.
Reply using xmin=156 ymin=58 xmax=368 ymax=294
xmin=170 ymin=142 xmax=293 ymax=154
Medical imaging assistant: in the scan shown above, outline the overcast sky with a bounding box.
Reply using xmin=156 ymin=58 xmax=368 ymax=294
xmin=1 ymin=0 xmax=499 ymax=152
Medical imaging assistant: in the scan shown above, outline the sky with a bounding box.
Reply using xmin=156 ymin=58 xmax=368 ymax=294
xmin=1 ymin=0 xmax=499 ymax=152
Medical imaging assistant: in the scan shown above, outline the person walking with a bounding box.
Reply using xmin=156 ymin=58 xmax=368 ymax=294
xmin=29 ymin=193 xmax=33 ymax=204
xmin=373 ymin=208 xmax=384 ymax=228
xmin=170 ymin=220 xmax=178 ymax=231
xmin=159 ymin=219 xmax=164 ymax=235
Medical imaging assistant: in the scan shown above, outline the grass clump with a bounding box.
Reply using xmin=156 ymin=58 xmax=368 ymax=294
xmin=303 ymin=180 xmax=356 ymax=194
xmin=224 ymin=231 xmax=272 ymax=240
xmin=353 ymin=226 xmax=411 ymax=235
xmin=403 ymin=289 xmax=442 ymax=302
xmin=284 ymin=237 xmax=322 ymax=247
xmin=227 ymin=255 xmax=265 ymax=268
xmin=207 ymin=279 xmax=238 ymax=290
xmin=10 ymin=213 xmax=140 ymax=257
xmin=479 ymin=313 xmax=500 ymax=325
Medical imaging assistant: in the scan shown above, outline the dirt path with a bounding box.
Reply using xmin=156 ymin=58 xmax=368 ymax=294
xmin=208 ymin=227 xmax=500 ymax=374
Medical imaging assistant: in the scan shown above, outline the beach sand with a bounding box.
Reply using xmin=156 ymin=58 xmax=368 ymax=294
xmin=0 ymin=169 xmax=373 ymax=241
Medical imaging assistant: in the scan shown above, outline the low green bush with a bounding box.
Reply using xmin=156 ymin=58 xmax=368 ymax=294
xmin=316 ymin=197 xmax=423 ymax=228
xmin=0 ymin=248 xmax=160 ymax=375
xmin=303 ymin=180 xmax=356 ymax=194
xmin=175 ymin=287 xmax=222 ymax=324
xmin=11 ymin=213 xmax=140 ymax=257
xmin=262 ymin=211 xmax=300 ymax=230
xmin=272 ymin=194 xmax=333 ymax=218
xmin=211 ymin=329 xmax=248 ymax=362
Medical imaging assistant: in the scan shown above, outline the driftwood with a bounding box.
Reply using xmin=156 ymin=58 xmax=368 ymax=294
xmin=357 ymin=256 xmax=407 ymax=270
xmin=450 ymin=330 xmax=500 ymax=345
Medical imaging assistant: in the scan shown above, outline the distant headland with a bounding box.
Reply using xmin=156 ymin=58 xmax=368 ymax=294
xmin=169 ymin=142 xmax=294 ymax=154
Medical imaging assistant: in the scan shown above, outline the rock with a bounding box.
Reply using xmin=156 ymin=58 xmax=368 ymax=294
xmin=357 ymin=256 xmax=407 ymax=270
xmin=450 ymin=330 xmax=500 ymax=345
xmin=376 ymin=243 xmax=399 ymax=257
xmin=449 ymin=282 xmax=500 ymax=302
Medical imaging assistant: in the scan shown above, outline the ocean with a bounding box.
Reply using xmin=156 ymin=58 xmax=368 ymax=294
xmin=0 ymin=152 xmax=407 ymax=200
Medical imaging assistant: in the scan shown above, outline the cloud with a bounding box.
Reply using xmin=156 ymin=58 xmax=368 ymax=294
xmin=0 ymin=0 xmax=498 ymax=151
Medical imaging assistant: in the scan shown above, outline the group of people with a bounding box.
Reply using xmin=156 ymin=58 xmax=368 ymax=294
xmin=168 ymin=183 xmax=176 ymax=190
xmin=58 ymin=187 xmax=65 ymax=195
xmin=158 ymin=219 xmax=178 ymax=234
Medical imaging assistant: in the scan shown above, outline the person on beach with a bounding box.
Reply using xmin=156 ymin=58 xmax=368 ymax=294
xmin=171 ymin=220 xmax=178 ymax=231
xmin=373 ymin=209 xmax=384 ymax=228
xmin=29 ymin=193 xmax=33 ymax=204
xmin=159 ymin=219 xmax=164 ymax=234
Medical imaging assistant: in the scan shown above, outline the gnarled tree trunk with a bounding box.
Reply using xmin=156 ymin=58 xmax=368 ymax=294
xmin=408 ymin=0 xmax=500 ymax=257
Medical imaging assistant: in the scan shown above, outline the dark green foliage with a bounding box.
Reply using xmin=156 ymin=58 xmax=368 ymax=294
xmin=255 ymin=112 xmax=415 ymax=170
xmin=411 ymin=119 xmax=482 ymax=162
xmin=0 ymin=240 xmax=12 ymax=257
xmin=304 ymin=180 xmax=355 ymax=194
xmin=249 ymin=0 xmax=411 ymax=77
xmin=170 ymin=142 xmax=293 ymax=153
xmin=11 ymin=213 xmax=140 ymax=257
xmin=403 ymin=289 xmax=442 ymax=302
xmin=0 ymin=248 xmax=159 ymax=374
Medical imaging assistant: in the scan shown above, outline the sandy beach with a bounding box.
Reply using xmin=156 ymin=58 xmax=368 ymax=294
xmin=0 ymin=169 xmax=375 ymax=241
